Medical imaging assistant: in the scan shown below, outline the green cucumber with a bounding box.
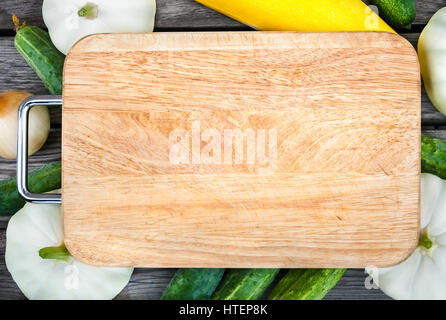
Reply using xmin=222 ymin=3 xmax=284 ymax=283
xmin=161 ymin=268 xmax=225 ymax=300
xmin=371 ymin=0 xmax=416 ymax=29
xmin=421 ymin=134 xmax=446 ymax=179
xmin=212 ymin=268 xmax=279 ymax=300
xmin=269 ymin=269 xmax=345 ymax=300
xmin=15 ymin=26 xmax=65 ymax=95
xmin=0 ymin=161 xmax=61 ymax=216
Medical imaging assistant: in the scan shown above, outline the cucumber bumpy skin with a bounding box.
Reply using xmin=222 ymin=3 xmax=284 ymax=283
xmin=161 ymin=268 xmax=225 ymax=300
xmin=421 ymin=134 xmax=446 ymax=179
xmin=212 ymin=268 xmax=279 ymax=300
xmin=371 ymin=0 xmax=416 ymax=29
xmin=14 ymin=26 xmax=65 ymax=95
xmin=269 ymin=269 xmax=346 ymax=300
xmin=0 ymin=161 xmax=61 ymax=216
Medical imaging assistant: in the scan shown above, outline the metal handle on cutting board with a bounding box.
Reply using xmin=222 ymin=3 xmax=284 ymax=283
xmin=17 ymin=95 xmax=62 ymax=204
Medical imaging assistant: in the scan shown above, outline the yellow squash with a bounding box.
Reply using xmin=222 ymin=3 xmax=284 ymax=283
xmin=196 ymin=0 xmax=395 ymax=33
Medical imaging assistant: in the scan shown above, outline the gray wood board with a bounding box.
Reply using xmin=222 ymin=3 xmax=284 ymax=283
xmin=0 ymin=0 xmax=443 ymax=300
xmin=0 ymin=224 xmax=388 ymax=300
xmin=0 ymin=129 xmax=60 ymax=180
xmin=0 ymin=0 xmax=445 ymax=30
xmin=0 ymin=33 xmax=444 ymax=129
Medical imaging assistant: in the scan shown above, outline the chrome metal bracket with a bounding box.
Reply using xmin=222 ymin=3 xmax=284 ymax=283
xmin=17 ymin=95 xmax=62 ymax=204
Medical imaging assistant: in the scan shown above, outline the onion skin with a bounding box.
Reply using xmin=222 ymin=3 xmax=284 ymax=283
xmin=0 ymin=91 xmax=50 ymax=160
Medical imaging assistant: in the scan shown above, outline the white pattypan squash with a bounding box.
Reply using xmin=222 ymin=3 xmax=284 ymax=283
xmin=418 ymin=7 xmax=446 ymax=115
xmin=42 ymin=0 xmax=156 ymax=54
xmin=367 ymin=173 xmax=446 ymax=300
xmin=5 ymin=197 xmax=133 ymax=300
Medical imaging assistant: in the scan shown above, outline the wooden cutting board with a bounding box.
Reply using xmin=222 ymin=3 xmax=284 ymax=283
xmin=62 ymin=32 xmax=420 ymax=268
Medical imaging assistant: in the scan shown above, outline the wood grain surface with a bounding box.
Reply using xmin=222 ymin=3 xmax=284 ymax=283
xmin=61 ymin=32 xmax=420 ymax=268
xmin=0 ymin=0 xmax=442 ymax=300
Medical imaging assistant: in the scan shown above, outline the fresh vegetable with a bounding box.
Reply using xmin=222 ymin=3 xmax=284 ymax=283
xmin=212 ymin=269 xmax=279 ymax=300
xmin=371 ymin=0 xmax=416 ymax=29
xmin=42 ymin=0 xmax=157 ymax=55
xmin=421 ymin=133 xmax=446 ymax=179
xmin=269 ymin=269 xmax=346 ymax=300
xmin=366 ymin=173 xmax=446 ymax=299
xmin=418 ymin=7 xmax=446 ymax=115
xmin=195 ymin=0 xmax=394 ymax=33
xmin=14 ymin=26 xmax=65 ymax=95
xmin=0 ymin=161 xmax=61 ymax=216
xmin=5 ymin=195 xmax=133 ymax=300
xmin=0 ymin=91 xmax=50 ymax=160
xmin=162 ymin=268 xmax=225 ymax=300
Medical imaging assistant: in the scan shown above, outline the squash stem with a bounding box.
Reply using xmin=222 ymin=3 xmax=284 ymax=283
xmin=12 ymin=14 xmax=26 ymax=31
xmin=418 ymin=231 xmax=433 ymax=250
xmin=78 ymin=2 xmax=98 ymax=19
xmin=39 ymin=243 xmax=70 ymax=262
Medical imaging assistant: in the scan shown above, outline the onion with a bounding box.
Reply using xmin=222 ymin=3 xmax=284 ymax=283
xmin=0 ymin=91 xmax=50 ymax=160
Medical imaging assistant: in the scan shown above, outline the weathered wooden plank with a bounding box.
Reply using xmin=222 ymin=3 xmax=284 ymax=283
xmin=0 ymin=37 xmax=49 ymax=95
xmin=0 ymin=226 xmax=389 ymax=301
xmin=0 ymin=37 xmax=62 ymax=124
xmin=326 ymin=269 xmax=390 ymax=300
xmin=0 ymin=217 xmax=8 ymax=229
xmin=118 ymin=268 xmax=390 ymax=300
xmin=155 ymin=0 xmax=245 ymax=30
xmin=0 ymin=224 xmax=173 ymax=300
xmin=0 ymin=0 xmax=442 ymax=300
xmin=1 ymin=33 xmax=445 ymax=126
xmin=0 ymin=0 xmax=244 ymax=31
xmin=0 ymin=0 xmax=45 ymax=30
xmin=117 ymin=268 xmax=175 ymax=300
xmin=0 ymin=0 xmax=444 ymax=31
xmin=423 ymin=130 xmax=446 ymax=140
xmin=0 ymin=225 xmax=393 ymax=300
xmin=0 ymin=226 xmax=167 ymax=300
xmin=0 ymin=129 xmax=60 ymax=180
xmin=413 ymin=0 xmax=445 ymax=25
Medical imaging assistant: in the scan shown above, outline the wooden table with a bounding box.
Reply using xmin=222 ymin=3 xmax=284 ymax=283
xmin=0 ymin=0 xmax=444 ymax=300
